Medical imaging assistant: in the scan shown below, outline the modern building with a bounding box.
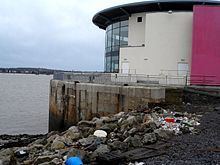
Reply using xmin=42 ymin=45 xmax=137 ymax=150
xmin=93 ymin=0 xmax=220 ymax=86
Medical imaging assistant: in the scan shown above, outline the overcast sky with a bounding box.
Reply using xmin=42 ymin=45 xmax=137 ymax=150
xmin=0 ymin=0 xmax=141 ymax=71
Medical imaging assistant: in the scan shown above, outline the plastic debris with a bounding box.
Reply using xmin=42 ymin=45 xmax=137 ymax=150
xmin=65 ymin=157 xmax=83 ymax=165
xmin=158 ymin=109 xmax=201 ymax=135
xmin=15 ymin=149 xmax=28 ymax=158
xmin=128 ymin=162 xmax=145 ymax=165
xmin=165 ymin=117 xmax=175 ymax=123
xmin=94 ymin=130 xmax=107 ymax=138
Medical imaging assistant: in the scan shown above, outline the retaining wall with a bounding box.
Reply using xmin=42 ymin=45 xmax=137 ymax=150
xmin=49 ymin=80 xmax=165 ymax=131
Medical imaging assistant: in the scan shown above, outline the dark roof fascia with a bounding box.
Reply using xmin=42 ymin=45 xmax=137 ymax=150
xmin=92 ymin=0 xmax=220 ymax=30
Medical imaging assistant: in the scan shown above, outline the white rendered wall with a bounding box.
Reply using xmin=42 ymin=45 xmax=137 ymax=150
xmin=120 ymin=12 xmax=193 ymax=76
xmin=128 ymin=13 xmax=146 ymax=46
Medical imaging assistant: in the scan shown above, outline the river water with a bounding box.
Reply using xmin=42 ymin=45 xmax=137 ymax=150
xmin=0 ymin=73 xmax=52 ymax=135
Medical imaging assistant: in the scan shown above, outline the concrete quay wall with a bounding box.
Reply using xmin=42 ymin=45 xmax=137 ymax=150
xmin=49 ymin=80 xmax=165 ymax=131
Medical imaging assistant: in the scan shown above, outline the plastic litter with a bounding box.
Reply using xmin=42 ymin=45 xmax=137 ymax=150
xmin=94 ymin=130 xmax=107 ymax=138
xmin=15 ymin=149 xmax=28 ymax=158
xmin=65 ymin=157 xmax=83 ymax=165
xmin=128 ymin=162 xmax=145 ymax=165
xmin=165 ymin=117 xmax=175 ymax=123
xmin=158 ymin=109 xmax=200 ymax=135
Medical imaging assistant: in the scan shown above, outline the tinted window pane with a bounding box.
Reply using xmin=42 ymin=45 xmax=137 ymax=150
xmin=114 ymin=63 xmax=119 ymax=70
xmin=112 ymin=56 xmax=119 ymax=61
xmin=104 ymin=20 xmax=128 ymax=72
xmin=105 ymin=34 xmax=107 ymax=48
xmin=106 ymin=56 xmax=111 ymax=72
xmin=121 ymin=20 xmax=128 ymax=27
xmin=105 ymin=47 xmax=111 ymax=53
xmin=104 ymin=56 xmax=106 ymax=71
xmin=112 ymin=46 xmax=120 ymax=52
xmin=106 ymin=24 xmax=112 ymax=31
xmin=120 ymin=26 xmax=128 ymax=46
xmin=112 ymin=61 xmax=119 ymax=72
xmin=112 ymin=28 xmax=120 ymax=46
xmin=107 ymin=30 xmax=112 ymax=48
xmin=113 ymin=22 xmax=120 ymax=28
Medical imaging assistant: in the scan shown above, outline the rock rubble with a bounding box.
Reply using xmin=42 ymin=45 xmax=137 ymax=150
xmin=0 ymin=107 xmax=201 ymax=164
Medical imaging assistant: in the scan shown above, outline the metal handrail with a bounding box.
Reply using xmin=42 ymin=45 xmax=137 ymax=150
xmin=54 ymin=72 xmax=220 ymax=86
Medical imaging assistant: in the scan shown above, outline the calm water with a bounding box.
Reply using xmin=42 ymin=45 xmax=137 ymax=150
xmin=0 ymin=73 xmax=52 ymax=135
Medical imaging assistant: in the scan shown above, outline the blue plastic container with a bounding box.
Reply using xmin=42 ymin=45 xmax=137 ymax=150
xmin=65 ymin=157 xmax=83 ymax=165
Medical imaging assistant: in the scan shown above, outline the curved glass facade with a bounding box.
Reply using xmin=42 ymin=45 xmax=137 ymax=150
xmin=105 ymin=20 xmax=128 ymax=72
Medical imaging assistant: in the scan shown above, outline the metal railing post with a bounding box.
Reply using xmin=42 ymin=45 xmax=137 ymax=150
xmin=166 ymin=75 xmax=168 ymax=85
xmin=185 ymin=75 xmax=188 ymax=86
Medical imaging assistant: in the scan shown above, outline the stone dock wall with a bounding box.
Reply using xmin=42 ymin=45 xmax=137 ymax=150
xmin=49 ymin=80 xmax=165 ymax=132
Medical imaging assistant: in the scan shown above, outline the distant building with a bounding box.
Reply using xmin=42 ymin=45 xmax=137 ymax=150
xmin=93 ymin=0 xmax=220 ymax=85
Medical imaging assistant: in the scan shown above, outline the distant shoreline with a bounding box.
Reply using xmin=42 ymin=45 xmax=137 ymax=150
xmin=0 ymin=67 xmax=67 ymax=75
xmin=0 ymin=72 xmax=53 ymax=76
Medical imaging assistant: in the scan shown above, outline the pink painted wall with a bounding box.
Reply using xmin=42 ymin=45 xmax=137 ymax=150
xmin=191 ymin=6 xmax=220 ymax=85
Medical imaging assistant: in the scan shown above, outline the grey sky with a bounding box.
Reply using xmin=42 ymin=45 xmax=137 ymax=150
xmin=0 ymin=0 xmax=140 ymax=71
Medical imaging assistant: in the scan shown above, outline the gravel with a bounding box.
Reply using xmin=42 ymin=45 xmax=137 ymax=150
xmin=145 ymin=106 xmax=220 ymax=165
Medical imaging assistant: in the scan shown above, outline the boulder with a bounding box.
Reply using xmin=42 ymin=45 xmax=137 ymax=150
xmin=151 ymin=113 xmax=161 ymax=127
xmin=114 ymin=112 xmax=125 ymax=119
xmin=0 ymin=148 xmax=16 ymax=165
xmin=180 ymin=126 xmax=191 ymax=134
xmin=153 ymin=106 xmax=164 ymax=113
xmin=120 ymin=122 xmax=130 ymax=133
xmin=79 ymin=127 xmax=95 ymax=138
xmin=214 ymin=106 xmax=220 ymax=111
xmin=29 ymin=138 xmax=47 ymax=146
xmin=126 ymin=116 xmax=137 ymax=126
xmin=38 ymin=162 xmax=51 ymax=165
xmin=34 ymin=155 xmax=58 ymax=165
xmin=0 ymin=148 xmax=14 ymax=157
xmin=0 ymin=157 xmax=12 ymax=165
xmin=47 ymin=134 xmax=59 ymax=144
xmin=142 ymin=133 xmax=157 ymax=144
xmin=118 ymin=118 xmax=124 ymax=124
xmin=63 ymin=126 xmax=81 ymax=142
xmin=109 ymin=140 xmax=128 ymax=151
xmin=154 ymin=129 xmax=173 ymax=140
xmin=128 ymin=128 xmax=138 ymax=135
xmin=92 ymin=145 xmax=110 ymax=158
xmin=174 ymin=112 xmax=184 ymax=117
xmin=51 ymin=158 xmax=63 ymax=165
xmin=51 ymin=137 xmax=65 ymax=150
xmin=100 ymin=116 xmax=111 ymax=123
xmin=141 ymin=121 xmax=157 ymax=133
xmin=29 ymin=144 xmax=44 ymax=151
xmin=67 ymin=148 xmax=86 ymax=160
xmin=94 ymin=119 xmax=104 ymax=129
xmin=143 ymin=114 xmax=153 ymax=124
xmin=78 ymin=120 xmax=95 ymax=127
xmin=78 ymin=136 xmax=97 ymax=147
xmin=100 ymin=123 xmax=117 ymax=133
xmin=123 ymin=135 xmax=143 ymax=148
xmin=122 ymin=131 xmax=129 ymax=139
xmin=23 ymin=159 xmax=34 ymax=165
xmin=99 ymin=125 xmax=111 ymax=133
xmin=123 ymin=136 xmax=132 ymax=143
xmin=51 ymin=141 xmax=65 ymax=150
xmin=130 ymin=135 xmax=143 ymax=148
